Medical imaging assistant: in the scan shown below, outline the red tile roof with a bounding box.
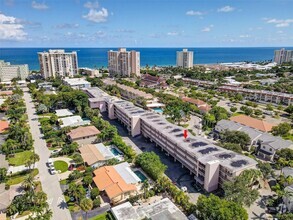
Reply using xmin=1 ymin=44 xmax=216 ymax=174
xmin=0 ymin=121 xmax=9 ymax=133
xmin=67 ymin=126 xmax=100 ymax=140
xmin=230 ymin=115 xmax=275 ymax=132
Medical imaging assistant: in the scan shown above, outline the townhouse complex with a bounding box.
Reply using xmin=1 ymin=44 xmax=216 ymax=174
xmin=103 ymin=79 xmax=154 ymax=103
xmin=218 ymin=86 xmax=293 ymax=106
xmin=0 ymin=60 xmax=29 ymax=82
xmin=38 ymin=49 xmax=78 ymax=78
xmin=108 ymin=48 xmax=140 ymax=77
xmin=82 ymin=87 xmax=258 ymax=192
xmin=215 ymin=117 xmax=293 ymax=161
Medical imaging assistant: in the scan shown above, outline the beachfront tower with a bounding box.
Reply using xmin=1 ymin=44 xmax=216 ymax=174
xmin=38 ymin=49 xmax=78 ymax=78
xmin=108 ymin=48 xmax=140 ymax=77
xmin=274 ymin=48 xmax=293 ymax=64
xmin=176 ymin=49 xmax=194 ymax=68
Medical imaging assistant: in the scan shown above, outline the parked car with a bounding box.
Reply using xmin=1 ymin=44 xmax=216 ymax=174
xmin=47 ymin=158 xmax=54 ymax=167
xmin=181 ymin=186 xmax=187 ymax=192
xmin=49 ymin=167 xmax=57 ymax=175
xmin=267 ymin=207 xmax=278 ymax=214
xmin=51 ymin=149 xmax=61 ymax=155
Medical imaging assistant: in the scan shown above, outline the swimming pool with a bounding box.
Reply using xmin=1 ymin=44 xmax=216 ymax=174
xmin=153 ymin=107 xmax=163 ymax=113
xmin=110 ymin=147 xmax=123 ymax=156
xmin=134 ymin=170 xmax=147 ymax=182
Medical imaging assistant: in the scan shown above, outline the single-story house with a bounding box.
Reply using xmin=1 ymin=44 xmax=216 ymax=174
xmin=0 ymin=121 xmax=9 ymax=133
xmin=79 ymin=143 xmax=115 ymax=168
xmin=182 ymin=97 xmax=211 ymax=114
xmin=93 ymin=162 xmax=140 ymax=204
xmin=59 ymin=116 xmax=91 ymax=128
xmin=55 ymin=109 xmax=74 ymax=118
xmin=67 ymin=126 xmax=100 ymax=145
xmin=111 ymin=198 xmax=188 ymax=220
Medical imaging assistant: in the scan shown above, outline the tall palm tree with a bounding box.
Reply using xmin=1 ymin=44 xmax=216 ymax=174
xmin=30 ymin=153 xmax=40 ymax=169
xmin=80 ymin=198 xmax=93 ymax=220
xmin=142 ymin=180 xmax=149 ymax=201
xmin=22 ymin=174 xmax=35 ymax=191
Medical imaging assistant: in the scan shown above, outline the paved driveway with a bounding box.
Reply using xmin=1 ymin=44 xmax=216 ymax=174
xmin=23 ymin=88 xmax=72 ymax=220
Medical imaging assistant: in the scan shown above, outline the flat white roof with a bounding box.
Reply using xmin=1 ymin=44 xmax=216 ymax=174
xmin=63 ymin=77 xmax=91 ymax=86
xmin=95 ymin=143 xmax=115 ymax=160
xmin=55 ymin=109 xmax=73 ymax=117
xmin=59 ymin=115 xmax=91 ymax=128
xmin=111 ymin=198 xmax=188 ymax=220
xmin=114 ymin=162 xmax=140 ymax=184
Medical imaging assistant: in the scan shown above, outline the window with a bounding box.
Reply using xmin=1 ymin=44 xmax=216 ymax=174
xmin=270 ymin=148 xmax=272 ymax=151
xmin=263 ymin=146 xmax=265 ymax=149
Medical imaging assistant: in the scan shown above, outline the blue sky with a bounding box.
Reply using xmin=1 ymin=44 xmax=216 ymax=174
xmin=1 ymin=0 xmax=293 ymax=47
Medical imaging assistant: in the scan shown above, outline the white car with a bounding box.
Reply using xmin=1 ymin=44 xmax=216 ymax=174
xmin=181 ymin=186 xmax=187 ymax=192
xmin=47 ymin=158 xmax=54 ymax=167
xmin=49 ymin=167 xmax=57 ymax=175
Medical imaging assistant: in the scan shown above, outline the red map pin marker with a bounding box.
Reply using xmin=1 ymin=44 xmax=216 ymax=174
xmin=183 ymin=129 xmax=188 ymax=139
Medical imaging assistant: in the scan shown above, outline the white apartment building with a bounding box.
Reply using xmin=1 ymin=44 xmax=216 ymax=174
xmin=0 ymin=60 xmax=29 ymax=82
xmin=108 ymin=48 xmax=140 ymax=77
xmin=38 ymin=49 xmax=78 ymax=78
xmin=274 ymin=48 xmax=293 ymax=64
xmin=176 ymin=49 xmax=194 ymax=68
xmin=63 ymin=77 xmax=91 ymax=90
xmin=82 ymin=87 xmax=258 ymax=192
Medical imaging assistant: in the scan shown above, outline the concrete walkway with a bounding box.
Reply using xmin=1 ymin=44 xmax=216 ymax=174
xmin=23 ymin=88 xmax=72 ymax=220
xmin=7 ymin=165 xmax=29 ymax=174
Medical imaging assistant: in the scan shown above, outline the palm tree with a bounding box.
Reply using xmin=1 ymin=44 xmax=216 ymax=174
xmin=22 ymin=174 xmax=35 ymax=191
xmin=80 ymin=198 xmax=93 ymax=220
xmin=142 ymin=180 xmax=149 ymax=201
xmin=30 ymin=153 xmax=40 ymax=169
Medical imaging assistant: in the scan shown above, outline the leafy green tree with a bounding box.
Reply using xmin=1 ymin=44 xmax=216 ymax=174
xmin=257 ymin=161 xmax=273 ymax=182
xmin=272 ymin=122 xmax=291 ymax=136
xmin=135 ymin=152 xmax=167 ymax=180
xmin=223 ymin=169 xmax=261 ymax=207
xmin=230 ymin=107 xmax=237 ymax=112
xmin=80 ymin=198 xmax=93 ymax=220
xmin=276 ymin=213 xmax=293 ymax=220
xmin=284 ymin=105 xmax=293 ymax=114
xmin=196 ymin=194 xmax=248 ymax=220
xmin=83 ymin=175 xmax=93 ymax=186
xmin=90 ymin=188 xmax=100 ymax=200
xmin=37 ymin=104 xmax=48 ymax=114
xmin=221 ymin=143 xmax=242 ymax=153
xmin=68 ymin=183 xmax=86 ymax=203
xmin=220 ymin=130 xmax=251 ymax=149
xmin=0 ymin=168 xmax=7 ymax=183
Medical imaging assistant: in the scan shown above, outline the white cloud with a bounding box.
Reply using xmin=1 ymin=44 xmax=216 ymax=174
xmin=0 ymin=13 xmax=27 ymax=41
xmin=186 ymin=10 xmax=204 ymax=16
xmin=32 ymin=1 xmax=49 ymax=10
xmin=239 ymin=34 xmax=251 ymax=38
xmin=83 ymin=8 xmax=108 ymax=23
xmin=84 ymin=1 xmax=99 ymax=9
xmin=201 ymin=25 xmax=214 ymax=32
xmin=167 ymin=32 xmax=178 ymax=36
xmin=55 ymin=23 xmax=79 ymax=29
xmin=217 ymin=6 xmax=235 ymax=13
xmin=265 ymin=18 xmax=293 ymax=28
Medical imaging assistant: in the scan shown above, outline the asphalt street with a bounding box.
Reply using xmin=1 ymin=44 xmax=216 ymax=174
xmin=23 ymin=88 xmax=72 ymax=220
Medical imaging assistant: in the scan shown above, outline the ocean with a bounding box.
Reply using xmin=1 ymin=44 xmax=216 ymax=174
xmin=0 ymin=47 xmax=292 ymax=70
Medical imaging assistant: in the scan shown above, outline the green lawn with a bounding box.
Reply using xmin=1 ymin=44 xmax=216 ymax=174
xmin=54 ymin=160 xmax=68 ymax=173
xmin=8 ymin=150 xmax=34 ymax=166
xmin=7 ymin=169 xmax=39 ymax=186
xmin=89 ymin=213 xmax=107 ymax=220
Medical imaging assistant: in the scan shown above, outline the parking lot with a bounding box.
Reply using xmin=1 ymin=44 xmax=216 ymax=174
xmin=103 ymin=115 xmax=204 ymax=203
